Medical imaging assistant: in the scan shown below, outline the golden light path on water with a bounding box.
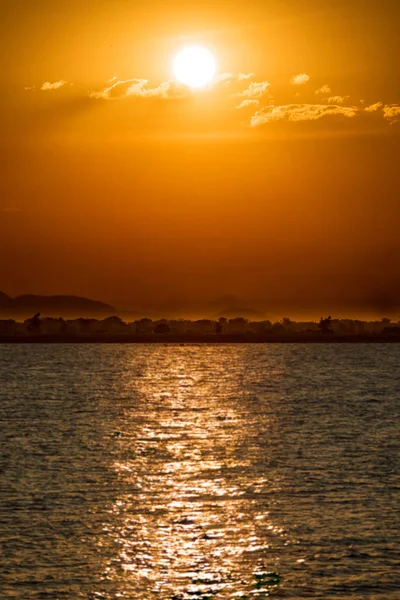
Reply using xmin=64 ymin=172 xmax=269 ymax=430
xmin=101 ymin=346 xmax=289 ymax=599
xmin=1 ymin=344 xmax=399 ymax=599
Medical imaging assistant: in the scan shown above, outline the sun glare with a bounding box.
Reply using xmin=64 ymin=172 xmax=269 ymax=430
xmin=173 ymin=46 xmax=216 ymax=88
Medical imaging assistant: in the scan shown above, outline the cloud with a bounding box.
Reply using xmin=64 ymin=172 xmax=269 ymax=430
xmin=383 ymin=105 xmax=400 ymax=123
xmin=24 ymin=85 xmax=36 ymax=91
xmin=214 ymin=72 xmax=255 ymax=85
xmin=90 ymin=78 xmax=147 ymax=99
xmin=250 ymin=103 xmax=358 ymax=127
xmin=364 ymin=102 xmax=383 ymax=112
xmin=237 ymin=72 xmax=255 ymax=81
xmin=40 ymin=80 xmax=67 ymax=91
xmin=90 ymin=72 xmax=257 ymax=101
xmin=326 ymin=95 xmax=350 ymax=105
xmin=127 ymin=79 xmax=190 ymax=99
xmin=90 ymin=78 xmax=191 ymax=100
xmin=236 ymin=99 xmax=260 ymax=110
xmin=316 ymin=84 xmax=331 ymax=95
xmin=291 ymin=73 xmax=310 ymax=85
xmin=23 ymin=70 xmax=400 ymax=132
xmin=238 ymin=81 xmax=270 ymax=100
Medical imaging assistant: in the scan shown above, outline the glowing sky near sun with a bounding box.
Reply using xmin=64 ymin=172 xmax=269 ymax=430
xmin=1 ymin=0 xmax=400 ymax=317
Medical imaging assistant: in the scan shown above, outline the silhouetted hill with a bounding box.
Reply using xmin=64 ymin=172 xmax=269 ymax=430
xmin=0 ymin=291 xmax=116 ymax=318
xmin=205 ymin=295 xmax=265 ymax=320
xmin=0 ymin=291 xmax=12 ymax=308
xmin=211 ymin=307 xmax=265 ymax=320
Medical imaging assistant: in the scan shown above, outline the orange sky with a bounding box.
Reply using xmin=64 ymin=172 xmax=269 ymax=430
xmin=1 ymin=0 xmax=400 ymax=318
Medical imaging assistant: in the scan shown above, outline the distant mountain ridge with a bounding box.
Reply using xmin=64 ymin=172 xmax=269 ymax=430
xmin=204 ymin=294 xmax=265 ymax=320
xmin=0 ymin=291 xmax=116 ymax=318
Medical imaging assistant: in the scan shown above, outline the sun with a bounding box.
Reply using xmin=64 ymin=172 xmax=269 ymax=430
xmin=173 ymin=46 xmax=216 ymax=88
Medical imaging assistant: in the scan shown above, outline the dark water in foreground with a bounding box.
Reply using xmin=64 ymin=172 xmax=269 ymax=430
xmin=0 ymin=344 xmax=399 ymax=599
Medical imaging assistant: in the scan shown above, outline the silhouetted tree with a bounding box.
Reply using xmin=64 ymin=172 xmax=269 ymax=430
xmin=318 ymin=315 xmax=333 ymax=334
xmin=99 ymin=316 xmax=125 ymax=333
xmin=257 ymin=320 xmax=272 ymax=334
xmin=195 ymin=319 xmax=214 ymax=334
xmin=135 ymin=318 xmax=153 ymax=334
xmin=154 ymin=323 xmax=171 ymax=334
xmin=26 ymin=313 xmax=41 ymax=334
xmin=382 ymin=325 xmax=400 ymax=335
xmin=216 ymin=317 xmax=227 ymax=334
xmin=272 ymin=321 xmax=285 ymax=333
xmin=0 ymin=319 xmax=17 ymax=335
xmin=75 ymin=318 xmax=97 ymax=334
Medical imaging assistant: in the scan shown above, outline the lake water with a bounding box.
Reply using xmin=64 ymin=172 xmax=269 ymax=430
xmin=0 ymin=344 xmax=399 ymax=599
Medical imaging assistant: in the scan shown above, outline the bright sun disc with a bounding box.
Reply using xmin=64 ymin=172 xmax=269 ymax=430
xmin=173 ymin=46 xmax=216 ymax=88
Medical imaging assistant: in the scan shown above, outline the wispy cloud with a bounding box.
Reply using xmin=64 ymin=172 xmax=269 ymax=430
xmin=214 ymin=72 xmax=255 ymax=85
xmin=90 ymin=78 xmax=191 ymax=100
xmin=365 ymin=102 xmax=383 ymax=112
xmin=251 ymin=103 xmax=358 ymax=127
xmin=89 ymin=78 xmax=141 ymax=99
xmin=238 ymin=81 xmax=270 ymax=100
xmin=22 ymin=70 xmax=400 ymax=132
xmin=316 ymin=84 xmax=331 ymax=95
xmin=90 ymin=73 xmax=258 ymax=101
xmin=127 ymin=79 xmax=189 ymax=99
xmin=236 ymin=99 xmax=260 ymax=110
xmin=383 ymin=105 xmax=400 ymax=123
xmin=40 ymin=80 xmax=67 ymax=91
xmin=291 ymin=73 xmax=310 ymax=85
xmin=326 ymin=95 xmax=350 ymax=105
xmin=237 ymin=72 xmax=255 ymax=81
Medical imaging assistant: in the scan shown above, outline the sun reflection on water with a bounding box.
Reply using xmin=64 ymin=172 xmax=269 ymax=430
xmin=99 ymin=347 xmax=287 ymax=598
xmin=2 ymin=344 xmax=398 ymax=600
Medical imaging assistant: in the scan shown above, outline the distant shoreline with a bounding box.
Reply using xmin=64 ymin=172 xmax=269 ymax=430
xmin=2 ymin=334 xmax=400 ymax=344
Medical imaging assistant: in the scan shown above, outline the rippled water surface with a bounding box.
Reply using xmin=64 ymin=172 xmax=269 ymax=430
xmin=0 ymin=344 xmax=399 ymax=599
